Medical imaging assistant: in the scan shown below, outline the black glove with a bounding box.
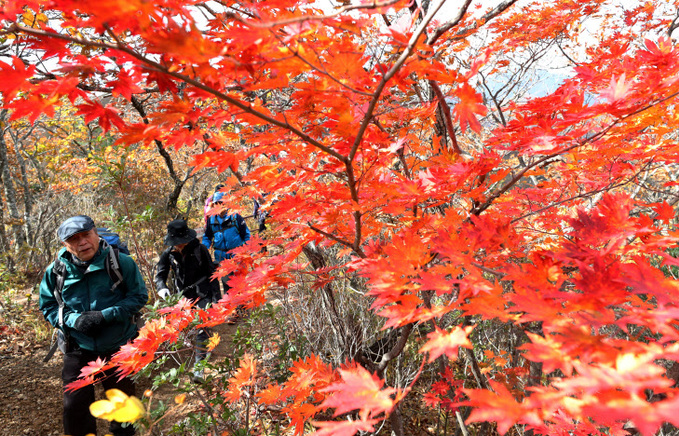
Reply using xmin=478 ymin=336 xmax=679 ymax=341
xmin=74 ymin=311 xmax=106 ymax=336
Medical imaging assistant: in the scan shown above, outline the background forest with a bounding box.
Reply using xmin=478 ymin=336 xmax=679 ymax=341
xmin=2 ymin=0 xmax=679 ymax=435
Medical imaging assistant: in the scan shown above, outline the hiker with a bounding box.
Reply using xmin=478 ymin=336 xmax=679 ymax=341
xmin=39 ymin=215 xmax=148 ymax=436
xmin=203 ymin=183 xmax=225 ymax=224
xmin=154 ymin=219 xmax=220 ymax=382
xmin=253 ymin=194 xmax=269 ymax=233
xmin=202 ymin=190 xmax=250 ymax=295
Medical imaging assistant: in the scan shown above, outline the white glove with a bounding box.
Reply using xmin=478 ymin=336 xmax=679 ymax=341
xmin=158 ymin=288 xmax=171 ymax=300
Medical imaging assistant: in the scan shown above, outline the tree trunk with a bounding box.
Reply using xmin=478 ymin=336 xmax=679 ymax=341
xmin=389 ymin=404 xmax=405 ymax=436
xmin=0 ymin=110 xmax=27 ymax=250
xmin=129 ymin=96 xmax=189 ymax=214
xmin=10 ymin=138 xmax=34 ymax=246
xmin=0 ymin=177 xmax=8 ymax=256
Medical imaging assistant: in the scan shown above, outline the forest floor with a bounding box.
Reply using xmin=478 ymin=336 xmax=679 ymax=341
xmin=0 ymin=317 xmax=238 ymax=436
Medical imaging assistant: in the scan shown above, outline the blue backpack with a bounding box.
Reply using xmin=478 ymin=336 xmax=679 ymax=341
xmin=97 ymin=228 xmax=130 ymax=255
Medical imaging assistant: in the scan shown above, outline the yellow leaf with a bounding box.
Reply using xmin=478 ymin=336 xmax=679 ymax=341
xmin=89 ymin=389 xmax=145 ymax=423
xmin=174 ymin=393 xmax=186 ymax=405
xmin=206 ymin=333 xmax=221 ymax=351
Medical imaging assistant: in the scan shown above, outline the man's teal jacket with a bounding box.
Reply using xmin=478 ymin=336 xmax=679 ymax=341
xmin=39 ymin=242 xmax=148 ymax=354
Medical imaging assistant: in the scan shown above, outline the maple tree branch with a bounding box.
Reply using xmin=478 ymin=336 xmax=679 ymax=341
xmin=472 ymin=90 xmax=679 ymax=216
xmin=129 ymin=95 xmax=191 ymax=212
xmin=211 ymin=1 xmax=259 ymax=20
xmin=352 ymin=210 xmax=362 ymax=253
xmin=348 ymin=0 xmax=447 ymax=165
xmin=28 ymin=74 xmax=162 ymax=95
xmin=471 ymin=262 xmax=505 ymax=278
xmin=308 ymin=223 xmax=366 ymax=258
xmin=465 ymin=346 xmax=489 ymax=389
xmin=509 ymin=167 xmax=649 ymax=224
xmin=426 ymin=0 xmax=472 ymax=45
xmin=429 ymin=0 xmax=518 ymax=45
xmin=6 ymin=23 xmax=347 ymax=165
xmin=191 ymin=387 xmax=222 ymax=435
xmin=376 ymin=323 xmax=413 ymax=372
xmin=479 ymin=72 xmax=507 ymax=126
xmin=669 ymin=7 xmax=679 ymax=37
xmin=636 ymin=181 xmax=679 ymax=203
xmin=555 ymin=35 xmax=581 ymax=67
xmin=429 ymin=80 xmax=461 ymax=154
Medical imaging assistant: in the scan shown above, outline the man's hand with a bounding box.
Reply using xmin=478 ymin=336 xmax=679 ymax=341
xmin=158 ymin=288 xmax=171 ymax=300
xmin=74 ymin=311 xmax=106 ymax=336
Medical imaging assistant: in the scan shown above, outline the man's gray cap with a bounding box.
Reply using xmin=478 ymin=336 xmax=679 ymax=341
xmin=57 ymin=215 xmax=95 ymax=242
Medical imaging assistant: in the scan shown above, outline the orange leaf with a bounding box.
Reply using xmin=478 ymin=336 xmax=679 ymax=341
xmin=419 ymin=326 xmax=473 ymax=363
xmin=224 ymin=354 xmax=257 ymax=401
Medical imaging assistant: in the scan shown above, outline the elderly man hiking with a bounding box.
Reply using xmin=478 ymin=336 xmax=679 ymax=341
xmin=39 ymin=215 xmax=148 ymax=436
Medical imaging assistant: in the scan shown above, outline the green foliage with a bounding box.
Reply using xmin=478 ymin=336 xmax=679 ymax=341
xmin=658 ymin=246 xmax=679 ymax=279
xmin=231 ymin=303 xmax=308 ymax=382
xmin=130 ymin=302 xmax=311 ymax=435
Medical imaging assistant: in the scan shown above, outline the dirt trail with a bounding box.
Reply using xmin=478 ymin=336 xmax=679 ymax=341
xmin=0 ymin=322 xmax=237 ymax=436
xmin=0 ymin=343 xmax=63 ymax=436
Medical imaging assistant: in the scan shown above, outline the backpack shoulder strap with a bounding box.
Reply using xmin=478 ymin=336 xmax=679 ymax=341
xmin=102 ymin=241 xmax=125 ymax=293
xmin=194 ymin=242 xmax=206 ymax=262
xmin=52 ymin=258 xmax=67 ymax=328
xmin=44 ymin=258 xmax=68 ymax=363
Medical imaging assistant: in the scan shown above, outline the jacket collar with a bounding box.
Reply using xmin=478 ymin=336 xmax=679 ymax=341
xmin=58 ymin=239 xmax=108 ymax=272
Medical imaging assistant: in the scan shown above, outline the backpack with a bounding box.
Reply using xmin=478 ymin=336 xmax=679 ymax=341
xmin=165 ymin=242 xmax=219 ymax=302
xmin=97 ymin=227 xmax=130 ymax=255
xmin=43 ymin=240 xmax=133 ymax=362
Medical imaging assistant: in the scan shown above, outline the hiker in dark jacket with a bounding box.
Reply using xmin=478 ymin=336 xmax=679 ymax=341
xmin=39 ymin=215 xmax=148 ymax=436
xmin=154 ymin=219 xmax=220 ymax=382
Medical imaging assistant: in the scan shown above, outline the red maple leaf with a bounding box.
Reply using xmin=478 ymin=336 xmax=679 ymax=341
xmin=420 ymin=326 xmax=474 ymax=363
xmin=79 ymin=356 xmax=109 ymax=379
xmin=0 ymin=57 xmax=35 ymax=101
xmin=600 ymin=74 xmax=632 ymax=103
xmin=108 ymin=69 xmax=144 ymax=101
xmin=283 ymin=402 xmax=320 ymax=435
xmin=76 ymin=101 xmax=126 ymax=131
xmin=65 ymin=357 xmax=112 ymax=392
xmin=225 ymin=354 xmax=257 ymax=401
xmin=320 ymin=365 xmax=402 ymax=419
xmin=454 ymin=83 xmax=488 ymax=133
xmin=463 ymin=380 xmax=542 ymax=435
xmin=652 ymin=201 xmax=675 ymax=223
xmin=257 ymin=383 xmax=285 ymax=405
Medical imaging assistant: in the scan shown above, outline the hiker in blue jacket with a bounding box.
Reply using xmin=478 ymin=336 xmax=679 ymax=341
xmin=202 ymin=191 xmax=250 ymax=295
xmin=39 ymin=215 xmax=148 ymax=436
